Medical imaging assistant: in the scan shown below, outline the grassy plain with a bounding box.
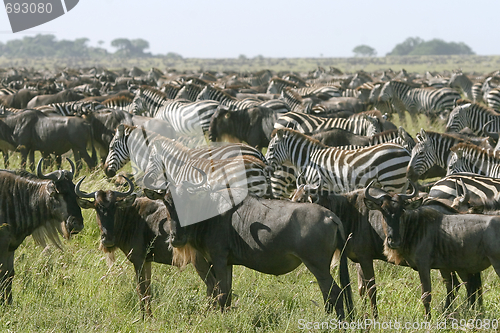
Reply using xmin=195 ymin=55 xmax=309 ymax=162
xmin=0 ymin=56 xmax=499 ymax=332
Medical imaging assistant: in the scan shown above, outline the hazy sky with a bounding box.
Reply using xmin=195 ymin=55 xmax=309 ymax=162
xmin=0 ymin=0 xmax=497 ymax=58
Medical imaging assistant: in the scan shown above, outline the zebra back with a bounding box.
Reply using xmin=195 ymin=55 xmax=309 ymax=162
xmin=446 ymin=102 xmax=500 ymax=135
xmin=448 ymin=143 xmax=500 ymax=177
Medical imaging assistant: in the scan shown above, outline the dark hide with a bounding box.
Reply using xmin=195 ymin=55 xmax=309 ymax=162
xmin=364 ymin=191 xmax=500 ymax=318
xmin=27 ymin=89 xmax=84 ymax=108
xmin=208 ymin=106 xmax=278 ymax=150
xmin=0 ymin=110 xmax=96 ymax=171
xmin=0 ymin=89 xmax=39 ymax=109
xmin=165 ymin=189 xmax=353 ymax=319
xmin=311 ymin=129 xmax=370 ymax=147
xmin=0 ymin=164 xmax=83 ymax=304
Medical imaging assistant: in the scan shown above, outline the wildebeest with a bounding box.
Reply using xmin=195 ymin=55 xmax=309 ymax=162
xmin=0 ymin=159 xmax=84 ymax=304
xmin=0 ymin=88 xmax=39 ymax=109
xmin=155 ymin=173 xmax=353 ymax=319
xmin=363 ymin=181 xmax=500 ymax=317
xmin=208 ymin=106 xmax=278 ymax=149
xmin=0 ymin=110 xmax=96 ymax=171
xmin=26 ymin=89 xmax=84 ymax=108
xmin=74 ymin=176 xmax=216 ymax=317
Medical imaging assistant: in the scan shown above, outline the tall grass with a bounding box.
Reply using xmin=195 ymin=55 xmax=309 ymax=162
xmin=0 ymin=118 xmax=498 ymax=333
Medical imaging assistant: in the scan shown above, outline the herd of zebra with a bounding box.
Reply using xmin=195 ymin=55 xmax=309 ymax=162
xmin=5 ymin=65 xmax=500 ymax=317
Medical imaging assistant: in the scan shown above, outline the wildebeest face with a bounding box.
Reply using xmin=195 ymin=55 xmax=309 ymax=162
xmin=50 ymin=178 xmax=85 ymax=238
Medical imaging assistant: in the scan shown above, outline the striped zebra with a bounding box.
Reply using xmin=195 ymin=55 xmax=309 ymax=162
xmin=484 ymin=88 xmax=500 ymax=110
xmin=154 ymin=99 xmax=219 ymax=136
xmin=449 ymin=71 xmax=475 ymax=101
xmin=159 ymin=83 xmax=182 ymax=99
xmin=176 ymin=83 xmax=205 ymax=102
xmin=281 ymin=74 xmax=308 ymax=87
xmin=266 ymin=77 xmax=298 ymax=94
xmin=447 ymin=143 xmax=500 ymax=177
xmin=103 ymin=124 xmax=266 ymax=178
xmin=379 ymin=80 xmax=461 ymax=122
xmin=274 ymin=111 xmax=381 ymax=136
xmin=265 ymin=128 xmax=410 ymax=193
xmin=34 ymin=101 xmax=103 ymax=116
xmin=428 ymin=173 xmax=500 ymax=212
xmin=0 ymin=87 xmax=16 ymax=96
xmin=238 ymin=69 xmax=273 ymax=87
xmin=280 ymin=88 xmax=312 ymax=113
xmin=270 ymin=128 xmax=413 ymax=199
xmin=130 ymin=86 xmax=173 ymax=117
xmin=445 ymin=102 xmax=500 ymax=135
xmin=143 ymin=137 xmax=270 ymax=197
xmin=102 ymin=96 xmax=135 ymax=112
xmin=196 ymin=85 xmax=260 ymax=110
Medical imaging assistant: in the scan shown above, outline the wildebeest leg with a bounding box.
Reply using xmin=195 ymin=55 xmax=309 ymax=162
xmin=193 ymin=252 xmax=217 ymax=299
xmin=459 ymin=272 xmax=482 ymax=309
xmin=302 ymin=259 xmax=344 ymax=319
xmin=134 ymin=261 xmax=152 ymax=318
xmin=1 ymin=151 xmax=8 ymax=168
xmin=18 ymin=146 xmax=29 ymax=170
xmin=417 ymin=266 xmax=432 ymax=318
xmin=0 ymin=225 xmax=14 ymax=304
xmin=28 ymin=150 xmax=35 ymax=171
xmin=439 ymin=269 xmax=459 ymax=310
xmin=358 ymin=260 xmax=378 ymax=318
xmin=212 ymin=259 xmax=232 ymax=311
xmin=55 ymin=155 xmax=62 ymax=170
xmin=72 ymin=149 xmax=82 ymax=175
xmin=77 ymin=148 xmax=96 ymax=170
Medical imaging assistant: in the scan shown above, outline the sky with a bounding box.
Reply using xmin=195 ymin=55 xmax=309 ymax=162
xmin=0 ymin=0 xmax=497 ymax=58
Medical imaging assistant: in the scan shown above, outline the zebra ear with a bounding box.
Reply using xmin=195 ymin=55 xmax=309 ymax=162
xmin=419 ymin=129 xmax=427 ymax=141
xmin=116 ymin=124 xmax=125 ymax=137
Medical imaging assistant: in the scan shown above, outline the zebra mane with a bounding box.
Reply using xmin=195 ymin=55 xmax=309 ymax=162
xmin=270 ymin=77 xmax=298 ymax=87
xmin=102 ymin=95 xmax=133 ymax=105
xmin=282 ymin=87 xmax=303 ymax=102
xmin=139 ymin=85 xmax=170 ymax=99
xmin=271 ymin=128 xmax=327 ymax=148
xmin=418 ymin=130 xmax=470 ymax=142
xmin=450 ymin=142 xmax=500 ymax=160
xmin=204 ymin=85 xmax=238 ymax=101
xmin=390 ymin=79 xmax=421 ymax=88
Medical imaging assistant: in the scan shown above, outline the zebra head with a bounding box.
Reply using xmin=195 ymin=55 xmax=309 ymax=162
xmin=407 ymin=129 xmax=435 ymax=181
xmin=104 ymin=124 xmax=131 ymax=177
xmin=445 ymin=103 xmax=471 ymax=133
xmin=130 ymin=87 xmax=147 ymax=115
xmin=265 ymin=129 xmax=291 ymax=171
xmin=378 ymin=81 xmax=394 ymax=103
xmin=446 ymin=150 xmax=463 ymax=175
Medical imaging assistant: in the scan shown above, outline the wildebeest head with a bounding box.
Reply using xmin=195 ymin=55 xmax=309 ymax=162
xmin=363 ymin=180 xmax=422 ymax=250
xmin=36 ymin=158 xmax=84 ymax=238
xmin=75 ymin=175 xmax=135 ymax=249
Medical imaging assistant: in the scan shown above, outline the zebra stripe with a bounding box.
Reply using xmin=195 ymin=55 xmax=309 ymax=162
xmin=447 ymin=143 xmax=500 ymax=177
xmin=274 ymin=111 xmax=380 ymax=136
xmin=197 ymin=85 xmax=260 ymax=110
xmin=484 ymin=88 xmax=500 ymax=110
xmin=102 ymin=96 xmax=134 ymax=112
xmin=449 ymin=72 xmax=475 ymax=100
xmin=34 ymin=101 xmax=102 ymax=116
xmin=265 ymin=128 xmax=410 ymax=193
xmin=130 ymin=86 xmax=173 ymax=117
xmin=176 ymin=83 xmax=205 ymax=102
xmin=445 ymin=102 xmax=500 ymax=135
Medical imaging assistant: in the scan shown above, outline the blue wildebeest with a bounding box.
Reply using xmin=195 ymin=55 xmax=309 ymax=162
xmin=150 ymin=171 xmax=353 ymax=319
xmin=0 ymin=159 xmax=84 ymax=304
xmin=75 ymin=176 xmax=216 ymax=317
xmin=363 ymin=181 xmax=500 ymax=318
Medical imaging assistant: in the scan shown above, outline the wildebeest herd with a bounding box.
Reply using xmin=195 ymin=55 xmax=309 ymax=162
xmin=3 ymin=66 xmax=500 ymax=320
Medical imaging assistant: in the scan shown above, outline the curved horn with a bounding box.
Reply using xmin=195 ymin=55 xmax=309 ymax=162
xmin=364 ymin=180 xmax=385 ymax=205
xmin=114 ymin=176 xmax=134 ymax=198
xmin=65 ymin=158 xmax=75 ymax=177
xmin=75 ymin=176 xmax=97 ymax=199
xmin=37 ymin=158 xmax=63 ymax=181
xmin=183 ymin=166 xmax=208 ymax=189
xmin=143 ymin=171 xmax=169 ymax=190
xmin=399 ymin=180 xmax=418 ymax=201
xmin=482 ymin=120 xmax=498 ymax=140
xmin=459 ymin=178 xmax=470 ymax=203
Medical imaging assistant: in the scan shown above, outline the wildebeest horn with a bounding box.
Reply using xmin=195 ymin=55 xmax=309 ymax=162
xmin=399 ymin=180 xmax=418 ymax=201
xmin=143 ymin=171 xmax=169 ymax=190
xmin=113 ymin=176 xmax=134 ymax=198
xmin=183 ymin=166 xmax=208 ymax=190
xmin=364 ymin=180 xmax=386 ymax=205
xmin=75 ymin=176 xmax=97 ymax=199
xmin=482 ymin=120 xmax=498 ymax=140
xmin=37 ymin=158 xmax=63 ymax=181
xmin=66 ymin=158 xmax=75 ymax=177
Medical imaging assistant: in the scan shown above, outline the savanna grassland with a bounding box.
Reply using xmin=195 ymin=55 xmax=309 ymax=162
xmin=1 ymin=57 xmax=500 ymax=332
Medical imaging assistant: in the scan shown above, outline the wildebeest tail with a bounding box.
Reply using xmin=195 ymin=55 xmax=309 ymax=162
xmin=339 ymin=235 xmax=354 ymax=319
xmin=89 ymin=125 xmax=97 ymax=167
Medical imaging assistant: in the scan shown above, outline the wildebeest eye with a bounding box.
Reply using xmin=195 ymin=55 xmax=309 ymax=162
xmin=224 ymin=113 xmax=231 ymax=119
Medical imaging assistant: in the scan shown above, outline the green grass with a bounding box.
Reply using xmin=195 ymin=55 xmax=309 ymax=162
xmin=0 ymin=117 xmax=498 ymax=332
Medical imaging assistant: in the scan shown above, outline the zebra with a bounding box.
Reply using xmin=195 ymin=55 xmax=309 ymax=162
xmin=379 ymin=80 xmax=461 ymax=123
xmin=279 ymin=88 xmax=312 ymax=113
xmin=0 ymin=87 xmax=17 ymax=96
xmin=274 ymin=111 xmax=381 ymax=136
xmin=447 ymin=143 xmax=500 ymax=177
xmin=281 ymin=74 xmax=308 ymax=87
xmin=270 ymin=127 xmax=414 ymax=199
xmin=406 ymin=129 xmax=492 ymax=181
xmin=34 ymin=101 xmax=103 ymax=116
xmin=484 ymin=88 xmax=500 ymax=110
xmin=449 ymin=71 xmax=476 ymax=101
xmin=143 ymin=137 xmax=270 ymax=197
xmin=103 ymin=124 xmax=266 ymax=179
xmin=153 ymin=99 xmax=219 ymax=136
xmin=265 ymin=128 xmax=411 ymax=193
xmin=445 ymin=102 xmax=500 ymax=135
xmin=130 ymin=85 xmax=173 ymax=117
xmin=238 ymin=69 xmax=273 ymax=87
xmin=102 ymin=96 xmax=135 ymax=112
xmin=266 ymin=77 xmax=298 ymax=94
xmin=176 ymin=83 xmax=205 ymax=102
xmin=428 ymin=173 xmax=500 ymax=213
xmin=159 ymin=83 xmax=182 ymax=99
xmin=196 ymin=85 xmax=260 ymax=110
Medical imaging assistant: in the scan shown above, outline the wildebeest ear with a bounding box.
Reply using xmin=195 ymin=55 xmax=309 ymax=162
xmin=77 ymin=197 xmax=95 ymax=209
xmin=404 ymin=197 xmax=423 ymax=210
xmin=46 ymin=182 xmax=59 ymax=197
xmin=116 ymin=194 xmax=136 ymax=208
xmin=363 ymin=198 xmax=381 ymax=210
